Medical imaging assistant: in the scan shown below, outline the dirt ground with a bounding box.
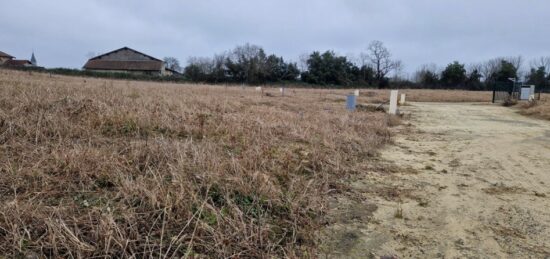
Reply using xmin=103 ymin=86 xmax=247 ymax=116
xmin=322 ymin=102 xmax=550 ymax=258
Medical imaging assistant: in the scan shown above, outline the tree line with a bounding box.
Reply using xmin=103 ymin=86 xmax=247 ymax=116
xmin=414 ymin=57 xmax=550 ymax=90
xmin=163 ymin=41 xmax=550 ymax=90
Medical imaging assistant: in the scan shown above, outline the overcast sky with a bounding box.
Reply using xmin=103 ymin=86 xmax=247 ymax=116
xmin=2 ymin=0 xmax=549 ymax=76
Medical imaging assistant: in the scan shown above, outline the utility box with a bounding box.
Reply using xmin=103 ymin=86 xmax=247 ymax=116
xmin=346 ymin=94 xmax=356 ymax=111
xmin=520 ymin=85 xmax=535 ymax=100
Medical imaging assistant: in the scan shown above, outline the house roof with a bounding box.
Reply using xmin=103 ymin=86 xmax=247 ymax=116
xmin=0 ymin=51 xmax=14 ymax=59
xmin=83 ymin=60 xmax=163 ymax=71
xmin=4 ymin=60 xmax=32 ymax=66
xmin=89 ymin=47 xmax=162 ymax=62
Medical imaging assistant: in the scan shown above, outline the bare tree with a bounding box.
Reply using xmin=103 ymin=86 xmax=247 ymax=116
xmin=164 ymin=57 xmax=182 ymax=72
xmin=352 ymin=51 xmax=374 ymax=82
xmin=413 ymin=63 xmax=439 ymax=83
xmin=506 ymin=56 xmax=524 ymax=79
xmin=391 ymin=60 xmax=405 ymax=81
xmin=467 ymin=63 xmax=483 ymax=74
xmin=480 ymin=58 xmax=503 ymax=81
xmin=187 ymin=57 xmax=214 ymax=74
xmin=480 ymin=56 xmax=523 ymax=82
xmin=366 ymin=40 xmax=401 ymax=81
xmin=530 ymin=56 xmax=550 ymax=74
xmin=211 ymin=53 xmax=228 ymax=82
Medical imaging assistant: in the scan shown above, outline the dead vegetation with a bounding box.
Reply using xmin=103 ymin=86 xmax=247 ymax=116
xmin=0 ymin=70 xmax=399 ymax=257
xmin=483 ymin=185 xmax=527 ymax=195
xmin=501 ymin=97 xmax=518 ymax=107
xmin=518 ymin=95 xmax=550 ymax=120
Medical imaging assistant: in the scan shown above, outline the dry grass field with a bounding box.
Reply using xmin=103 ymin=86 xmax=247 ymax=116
xmin=0 ymin=69 xmax=515 ymax=257
xmin=0 ymin=70 xmax=400 ymax=257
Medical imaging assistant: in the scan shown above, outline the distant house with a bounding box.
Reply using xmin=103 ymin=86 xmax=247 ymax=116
xmin=4 ymin=60 xmax=33 ymax=67
xmin=0 ymin=51 xmax=15 ymax=65
xmin=0 ymin=51 xmax=38 ymax=68
xmin=83 ymin=47 xmax=177 ymax=76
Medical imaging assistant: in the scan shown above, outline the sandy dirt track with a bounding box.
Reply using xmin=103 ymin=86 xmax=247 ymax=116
xmin=323 ymin=103 xmax=550 ymax=258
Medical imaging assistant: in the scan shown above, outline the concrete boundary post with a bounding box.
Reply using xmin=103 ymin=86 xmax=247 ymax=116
xmin=389 ymin=90 xmax=398 ymax=115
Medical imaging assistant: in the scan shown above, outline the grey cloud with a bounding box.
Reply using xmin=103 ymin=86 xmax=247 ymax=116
xmin=1 ymin=0 xmax=549 ymax=74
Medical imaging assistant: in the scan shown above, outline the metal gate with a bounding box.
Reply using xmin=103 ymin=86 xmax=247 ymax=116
xmin=492 ymin=82 xmax=518 ymax=103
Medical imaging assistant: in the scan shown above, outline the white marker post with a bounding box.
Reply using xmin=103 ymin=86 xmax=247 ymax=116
xmin=530 ymin=85 xmax=536 ymax=101
xmin=389 ymin=90 xmax=399 ymax=115
xmin=255 ymin=86 xmax=262 ymax=97
xmin=400 ymin=94 xmax=406 ymax=105
xmin=280 ymin=87 xmax=285 ymax=96
xmin=354 ymin=90 xmax=359 ymax=96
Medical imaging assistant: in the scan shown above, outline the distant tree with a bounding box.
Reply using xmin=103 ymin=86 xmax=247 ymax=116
xmin=414 ymin=64 xmax=439 ymax=88
xmin=440 ymin=61 xmax=467 ymax=87
xmin=493 ymin=60 xmax=518 ymax=83
xmin=530 ymin=57 xmax=550 ymax=75
xmin=419 ymin=71 xmax=439 ymax=88
xmin=483 ymin=57 xmax=521 ymax=85
xmin=526 ymin=66 xmax=547 ymax=87
xmin=359 ymin=65 xmax=375 ymax=85
xmin=507 ymin=56 xmax=524 ymax=79
xmin=265 ymin=55 xmax=299 ymax=81
xmin=225 ymin=43 xmax=269 ymax=84
xmin=211 ymin=53 xmax=228 ymax=83
xmin=183 ymin=63 xmax=204 ymax=81
xmin=164 ymin=57 xmax=182 ymax=72
xmin=366 ymin=40 xmax=401 ymax=87
xmin=480 ymin=58 xmax=502 ymax=83
xmin=301 ymin=51 xmax=356 ymax=86
xmin=183 ymin=43 xmax=299 ymax=84
xmin=466 ymin=69 xmax=484 ymax=90
xmin=183 ymin=57 xmax=213 ymax=82
xmin=527 ymin=57 xmax=550 ymax=89
xmin=356 ymin=52 xmax=375 ymax=85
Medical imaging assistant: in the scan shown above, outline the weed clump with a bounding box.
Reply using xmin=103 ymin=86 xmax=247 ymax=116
xmin=502 ymin=97 xmax=518 ymax=107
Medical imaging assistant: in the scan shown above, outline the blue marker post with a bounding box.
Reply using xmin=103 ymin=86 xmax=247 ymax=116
xmin=346 ymin=94 xmax=356 ymax=111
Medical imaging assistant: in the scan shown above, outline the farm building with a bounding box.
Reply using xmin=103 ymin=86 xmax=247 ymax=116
xmin=83 ymin=47 xmax=178 ymax=76
xmin=0 ymin=51 xmax=15 ymax=64
xmin=0 ymin=51 xmax=38 ymax=68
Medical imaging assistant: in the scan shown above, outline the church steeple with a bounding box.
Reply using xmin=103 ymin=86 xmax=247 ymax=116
xmin=30 ymin=52 xmax=37 ymax=66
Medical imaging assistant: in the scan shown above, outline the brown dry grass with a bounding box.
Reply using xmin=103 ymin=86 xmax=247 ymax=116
xmin=0 ymin=70 xmax=397 ymax=257
xmin=518 ymin=94 xmax=550 ymax=120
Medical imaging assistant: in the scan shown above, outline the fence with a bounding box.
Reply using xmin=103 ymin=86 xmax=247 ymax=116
xmin=492 ymin=82 xmax=516 ymax=103
xmin=492 ymin=82 xmax=545 ymax=103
